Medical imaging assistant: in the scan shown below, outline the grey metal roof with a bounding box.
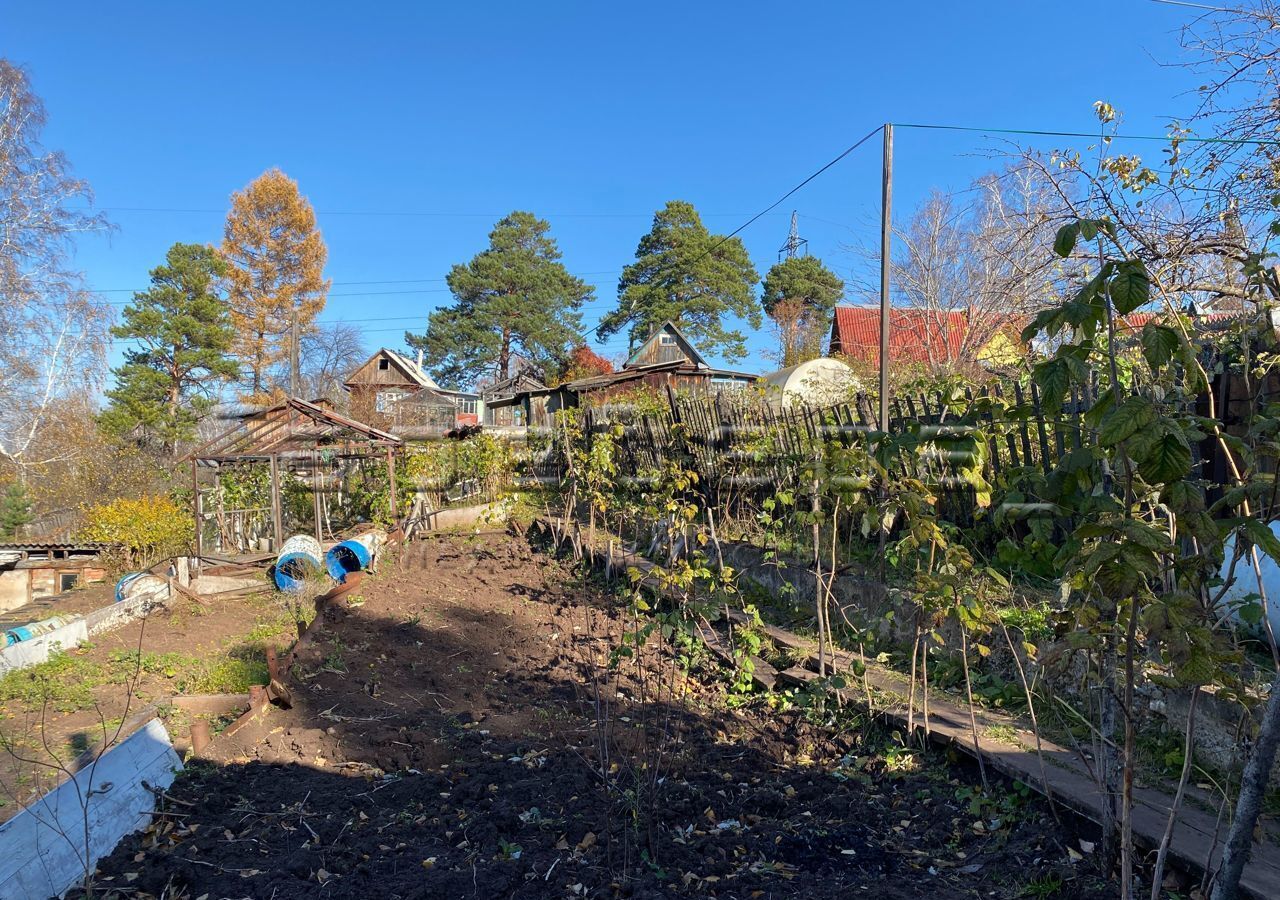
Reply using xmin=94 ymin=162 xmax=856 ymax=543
xmin=0 ymin=541 xmax=113 ymax=551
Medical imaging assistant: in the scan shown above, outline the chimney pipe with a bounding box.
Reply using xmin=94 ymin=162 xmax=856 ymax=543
xmin=416 ymin=349 xmax=424 ymax=369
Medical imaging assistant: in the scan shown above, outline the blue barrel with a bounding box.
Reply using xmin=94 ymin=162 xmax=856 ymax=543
xmin=325 ymin=539 xmax=373 ymax=583
xmin=275 ymin=535 xmax=325 ymax=593
xmin=115 ymin=572 xmax=147 ymax=603
xmin=20 ymin=616 xmax=66 ymax=639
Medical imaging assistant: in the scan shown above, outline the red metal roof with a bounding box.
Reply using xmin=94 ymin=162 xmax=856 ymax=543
xmin=1117 ymin=310 xmax=1240 ymax=333
xmin=829 ymin=306 xmax=971 ymax=366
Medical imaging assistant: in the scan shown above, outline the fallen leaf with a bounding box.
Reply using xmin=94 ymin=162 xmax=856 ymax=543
xmin=577 ymin=831 xmax=597 ymax=851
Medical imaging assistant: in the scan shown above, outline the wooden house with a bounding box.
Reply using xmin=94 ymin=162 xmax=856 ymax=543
xmin=343 ymin=348 xmax=481 ymax=437
xmin=828 ymin=306 xmax=1026 ymax=371
xmin=502 ymin=322 xmax=758 ymax=426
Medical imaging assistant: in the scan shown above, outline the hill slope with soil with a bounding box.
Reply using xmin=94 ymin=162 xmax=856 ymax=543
xmin=82 ymin=530 xmax=1109 ymax=899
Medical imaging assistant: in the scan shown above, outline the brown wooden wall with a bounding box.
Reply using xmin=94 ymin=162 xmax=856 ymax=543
xmin=345 ymin=352 xmax=421 ymax=388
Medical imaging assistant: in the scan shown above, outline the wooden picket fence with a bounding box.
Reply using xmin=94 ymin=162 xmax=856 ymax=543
xmin=555 ymin=383 xmax=1094 ymax=515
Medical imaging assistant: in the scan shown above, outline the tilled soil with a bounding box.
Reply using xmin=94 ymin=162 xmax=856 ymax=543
xmin=83 ymin=530 xmax=1110 ymax=899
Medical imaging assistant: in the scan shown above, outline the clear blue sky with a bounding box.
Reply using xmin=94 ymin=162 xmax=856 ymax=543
xmin=5 ymin=1 xmax=1203 ymax=374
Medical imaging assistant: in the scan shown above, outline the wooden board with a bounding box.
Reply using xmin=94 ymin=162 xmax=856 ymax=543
xmin=546 ymin=517 xmax=1280 ymax=899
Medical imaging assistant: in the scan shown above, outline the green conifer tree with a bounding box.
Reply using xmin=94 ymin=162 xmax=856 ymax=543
xmin=103 ymin=243 xmax=238 ymax=454
xmin=407 ymin=212 xmax=593 ymax=387
xmin=598 ymin=201 xmax=761 ymax=361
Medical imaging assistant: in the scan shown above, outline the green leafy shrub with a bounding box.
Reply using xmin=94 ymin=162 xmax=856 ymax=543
xmin=78 ymin=493 xmax=193 ymax=569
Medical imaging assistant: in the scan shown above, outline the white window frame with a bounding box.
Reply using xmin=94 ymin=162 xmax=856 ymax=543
xmin=376 ymin=390 xmax=403 ymax=413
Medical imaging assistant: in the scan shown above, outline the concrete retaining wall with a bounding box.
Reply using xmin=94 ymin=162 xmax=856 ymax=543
xmin=0 ymin=718 xmax=181 ymax=899
xmin=0 ymin=584 xmax=171 ymax=676
xmin=420 ymin=499 xmax=511 ymax=532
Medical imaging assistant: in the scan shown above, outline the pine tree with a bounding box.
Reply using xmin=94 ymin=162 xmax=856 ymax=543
xmin=761 ymin=255 xmax=845 ymax=365
xmin=407 ymin=212 xmax=593 ymax=387
xmin=102 ymin=243 xmax=238 ymax=454
xmin=0 ymin=482 xmax=31 ymax=539
xmin=598 ymin=201 xmax=760 ymax=361
xmin=220 ymin=169 xmax=330 ymax=400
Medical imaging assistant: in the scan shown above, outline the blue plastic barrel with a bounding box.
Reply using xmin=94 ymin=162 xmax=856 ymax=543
xmin=325 ymin=539 xmax=373 ymax=583
xmin=274 ymin=535 xmax=325 ymax=592
xmin=115 ymin=572 xmax=146 ymax=603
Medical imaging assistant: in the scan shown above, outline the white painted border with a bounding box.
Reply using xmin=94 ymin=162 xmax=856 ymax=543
xmin=0 ymin=719 xmax=181 ymax=899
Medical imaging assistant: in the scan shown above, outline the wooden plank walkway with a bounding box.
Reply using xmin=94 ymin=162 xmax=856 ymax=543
xmin=534 ymin=517 xmax=1280 ymax=900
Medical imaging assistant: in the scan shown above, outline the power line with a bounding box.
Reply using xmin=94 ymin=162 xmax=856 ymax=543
xmin=77 ymin=205 xmax=784 ymax=219
xmin=85 ymin=272 xmax=620 ymax=293
xmin=97 ymin=278 xmax=626 ymax=304
xmin=893 ymin=121 xmax=1280 ymax=146
xmin=695 ymin=125 xmax=885 ymax=262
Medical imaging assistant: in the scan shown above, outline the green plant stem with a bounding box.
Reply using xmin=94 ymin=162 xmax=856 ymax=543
xmin=1151 ymin=688 xmax=1199 ymax=900
xmin=959 ymin=628 xmax=990 ymax=792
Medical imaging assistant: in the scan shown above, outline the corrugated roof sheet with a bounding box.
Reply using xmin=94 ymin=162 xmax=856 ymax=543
xmin=830 ymin=307 xmax=971 ymax=366
xmin=0 ymin=541 xmax=112 ymax=551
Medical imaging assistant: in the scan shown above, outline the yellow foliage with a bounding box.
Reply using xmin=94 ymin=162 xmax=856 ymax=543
xmin=220 ymin=168 xmax=330 ymax=398
xmin=79 ymin=494 xmax=193 ymax=567
xmin=975 ymin=330 xmax=1024 ymax=367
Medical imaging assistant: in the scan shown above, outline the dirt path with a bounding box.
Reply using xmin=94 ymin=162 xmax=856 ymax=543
xmin=83 ymin=530 xmax=1110 ymax=899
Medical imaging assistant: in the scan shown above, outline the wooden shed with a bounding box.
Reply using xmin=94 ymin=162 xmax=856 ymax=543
xmin=506 ymin=322 xmax=759 ymax=426
xmin=0 ymin=542 xmax=110 ymax=613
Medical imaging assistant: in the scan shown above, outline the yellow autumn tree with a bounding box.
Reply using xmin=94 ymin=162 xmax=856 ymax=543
xmin=220 ymin=169 xmax=330 ymax=401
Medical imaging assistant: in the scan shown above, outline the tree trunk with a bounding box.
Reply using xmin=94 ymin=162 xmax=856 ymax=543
xmin=168 ymin=353 xmax=181 ymax=458
xmin=252 ymin=329 xmax=265 ymax=396
xmin=500 ymin=329 xmax=511 ymax=380
xmin=1211 ymin=668 xmax=1280 ymax=900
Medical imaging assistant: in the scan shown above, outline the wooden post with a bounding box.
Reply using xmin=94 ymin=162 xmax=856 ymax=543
xmin=386 ymin=446 xmax=399 ymax=520
xmin=269 ymin=454 xmax=283 ymax=551
xmin=879 ymin=122 xmax=893 ymax=433
xmin=191 ymin=459 xmax=202 ymax=572
xmin=190 ymin=719 xmax=210 ymax=758
xmin=312 ymin=449 xmax=323 ymax=543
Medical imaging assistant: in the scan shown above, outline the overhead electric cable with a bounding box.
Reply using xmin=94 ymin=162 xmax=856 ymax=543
xmin=894 ymin=121 xmax=1280 ymax=146
xmin=687 ymin=125 xmax=885 ymax=266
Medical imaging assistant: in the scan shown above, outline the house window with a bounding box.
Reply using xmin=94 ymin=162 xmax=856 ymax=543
xmin=457 ymin=398 xmax=477 ymax=415
xmin=711 ymin=376 xmax=745 ymax=391
xmin=659 ymin=334 xmax=675 ymax=345
xmin=378 ymin=357 xmax=390 ymax=370
xmin=59 ymin=572 xmax=79 ymax=592
xmin=376 ymin=390 xmax=403 ymax=412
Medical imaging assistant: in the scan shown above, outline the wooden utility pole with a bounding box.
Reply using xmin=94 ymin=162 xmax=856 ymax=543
xmin=879 ymin=122 xmax=893 ymax=433
xmin=312 ymin=449 xmax=323 ymax=543
xmin=269 ymin=453 xmax=283 ymax=551
xmin=386 ymin=446 xmax=399 ymax=521
xmin=191 ymin=459 xmax=202 ymax=574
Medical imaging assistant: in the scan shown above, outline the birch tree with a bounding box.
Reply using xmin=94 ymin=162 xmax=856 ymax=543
xmin=0 ymin=60 xmax=112 ymax=478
